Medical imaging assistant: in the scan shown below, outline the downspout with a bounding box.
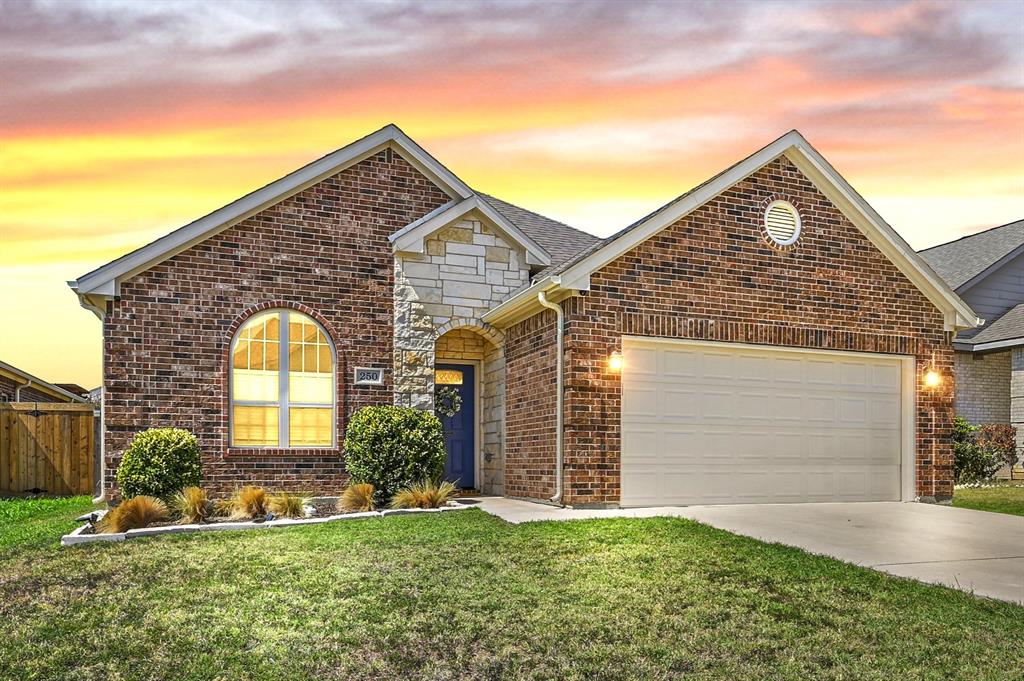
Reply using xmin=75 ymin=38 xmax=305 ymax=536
xmin=14 ymin=378 xmax=33 ymax=401
xmin=537 ymin=291 xmax=564 ymax=505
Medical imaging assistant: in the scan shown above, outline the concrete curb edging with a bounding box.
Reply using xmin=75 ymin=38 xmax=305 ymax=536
xmin=61 ymin=504 xmax=470 ymax=547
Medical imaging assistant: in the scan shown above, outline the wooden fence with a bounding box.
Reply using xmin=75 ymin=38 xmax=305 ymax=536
xmin=0 ymin=402 xmax=96 ymax=496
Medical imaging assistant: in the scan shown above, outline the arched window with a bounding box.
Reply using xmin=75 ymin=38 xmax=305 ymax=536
xmin=230 ymin=310 xmax=335 ymax=447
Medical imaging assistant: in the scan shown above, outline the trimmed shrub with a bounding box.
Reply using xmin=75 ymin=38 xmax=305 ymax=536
xmin=953 ymin=416 xmax=1002 ymax=484
xmin=390 ymin=479 xmax=458 ymax=509
xmin=344 ymin=406 xmax=445 ymax=502
xmin=100 ymin=496 xmax=169 ymax=533
xmin=338 ymin=483 xmax=376 ymax=512
xmin=117 ymin=428 xmax=202 ymax=499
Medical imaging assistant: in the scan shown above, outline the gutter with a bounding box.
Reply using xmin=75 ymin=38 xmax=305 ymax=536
xmin=14 ymin=377 xmax=33 ymax=401
xmin=536 ymin=291 xmax=565 ymax=505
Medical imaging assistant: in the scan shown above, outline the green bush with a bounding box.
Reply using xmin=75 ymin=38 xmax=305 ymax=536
xmin=116 ymin=428 xmax=202 ymax=499
xmin=344 ymin=406 xmax=445 ymax=502
xmin=953 ymin=416 xmax=1002 ymax=484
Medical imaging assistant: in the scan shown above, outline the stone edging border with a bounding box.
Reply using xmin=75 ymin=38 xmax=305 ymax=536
xmin=61 ymin=504 xmax=472 ymax=547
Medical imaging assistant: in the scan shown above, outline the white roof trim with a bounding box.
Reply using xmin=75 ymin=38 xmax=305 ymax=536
xmin=69 ymin=124 xmax=473 ymax=301
xmin=956 ymin=336 xmax=1024 ymax=353
xmin=390 ymin=195 xmax=552 ymax=266
xmin=0 ymin=360 xmax=89 ymax=403
xmin=485 ymin=130 xmax=981 ymax=331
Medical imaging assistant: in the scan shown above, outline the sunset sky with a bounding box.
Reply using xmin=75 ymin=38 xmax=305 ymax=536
xmin=2 ymin=0 xmax=1022 ymax=388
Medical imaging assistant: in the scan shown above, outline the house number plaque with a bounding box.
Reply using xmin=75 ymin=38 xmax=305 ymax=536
xmin=354 ymin=367 xmax=384 ymax=385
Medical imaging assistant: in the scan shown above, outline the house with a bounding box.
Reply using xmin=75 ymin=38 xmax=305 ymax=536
xmin=0 ymin=360 xmax=90 ymax=404
xmin=70 ymin=125 xmax=978 ymax=506
xmin=919 ymin=219 xmax=1024 ymax=477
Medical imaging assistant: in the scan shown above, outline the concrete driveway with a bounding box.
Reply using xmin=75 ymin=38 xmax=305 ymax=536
xmin=469 ymin=498 xmax=1024 ymax=604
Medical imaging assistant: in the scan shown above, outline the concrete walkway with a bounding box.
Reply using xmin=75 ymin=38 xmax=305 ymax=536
xmin=460 ymin=497 xmax=1024 ymax=604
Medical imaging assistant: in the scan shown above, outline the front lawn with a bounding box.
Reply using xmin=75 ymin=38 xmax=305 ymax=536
xmin=0 ymin=501 xmax=1021 ymax=680
xmin=953 ymin=482 xmax=1024 ymax=517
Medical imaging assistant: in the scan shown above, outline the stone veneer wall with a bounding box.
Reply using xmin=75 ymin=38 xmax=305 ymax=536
xmin=394 ymin=217 xmax=528 ymax=408
xmin=954 ymin=350 xmax=1010 ymax=424
xmin=393 ymin=217 xmax=527 ymax=494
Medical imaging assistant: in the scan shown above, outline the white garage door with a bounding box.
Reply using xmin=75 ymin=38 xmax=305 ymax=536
xmin=621 ymin=339 xmax=905 ymax=507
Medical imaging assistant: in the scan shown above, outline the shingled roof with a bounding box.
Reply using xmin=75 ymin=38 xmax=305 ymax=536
xmin=477 ymin=193 xmax=599 ymax=267
xmin=962 ymin=302 xmax=1024 ymax=347
xmin=919 ymin=219 xmax=1024 ymax=290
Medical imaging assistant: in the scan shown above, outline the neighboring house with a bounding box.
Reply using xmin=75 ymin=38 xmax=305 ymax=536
xmin=919 ymin=219 xmax=1024 ymax=477
xmin=0 ymin=360 xmax=90 ymax=403
xmin=70 ymin=125 xmax=978 ymax=506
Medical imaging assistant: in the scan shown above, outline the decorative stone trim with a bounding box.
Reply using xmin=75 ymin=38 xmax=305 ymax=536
xmin=435 ymin=319 xmax=505 ymax=347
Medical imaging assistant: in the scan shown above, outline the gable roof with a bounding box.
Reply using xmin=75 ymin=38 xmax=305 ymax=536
xmin=919 ymin=219 xmax=1024 ymax=291
xmin=0 ymin=360 xmax=90 ymax=403
xmin=955 ymin=302 xmax=1024 ymax=352
xmin=484 ymin=130 xmax=981 ymax=332
xmin=389 ymin=195 xmax=553 ymax=266
xmin=69 ymin=124 xmax=477 ymax=314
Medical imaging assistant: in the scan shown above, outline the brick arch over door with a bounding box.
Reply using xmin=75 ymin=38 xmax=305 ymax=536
xmin=222 ymin=301 xmax=349 ymax=457
xmin=434 ymin=319 xmax=505 ymax=348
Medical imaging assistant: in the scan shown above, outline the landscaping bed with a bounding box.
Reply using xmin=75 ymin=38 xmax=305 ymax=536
xmin=62 ymin=501 xmax=469 ymax=545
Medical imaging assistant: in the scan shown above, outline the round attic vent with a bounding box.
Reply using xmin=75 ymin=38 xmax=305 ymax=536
xmin=764 ymin=200 xmax=801 ymax=246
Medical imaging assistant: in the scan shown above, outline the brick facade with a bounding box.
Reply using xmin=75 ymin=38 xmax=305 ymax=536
xmin=102 ymin=149 xmax=449 ymax=496
xmin=505 ymin=310 xmax=559 ymax=500
xmin=505 ymin=156 xmax=956 ymax=505
xmin=954 ymin=350 xmax=1010 ymax=424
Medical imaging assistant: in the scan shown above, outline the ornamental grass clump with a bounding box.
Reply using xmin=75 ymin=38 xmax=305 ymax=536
xmin=268 ymin=492 xmax=307 ymax=519
xmin=169 ymin=486 xmax=211 ymax=524
xmin=337 ymin=483 xmax=376 ymax=512
xmin=227 ymin=486 xmax=268 ymax=519
xmin=389 ymin=479 xmax=458 ymax=509
xmin=99 ymin=496 xmax=169 ymax=533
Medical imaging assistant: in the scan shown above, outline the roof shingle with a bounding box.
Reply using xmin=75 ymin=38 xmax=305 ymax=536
xmin=919 ymin=219 xmax=1024 ymax=290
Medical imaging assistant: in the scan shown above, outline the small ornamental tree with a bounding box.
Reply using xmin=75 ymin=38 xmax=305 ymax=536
xmin=116 ymin=428 xmax=202 ymax=499
xmin=978 ymin=423 xmax=1018 ymax=473
xmin=952 ymin=416 xmax=1002 ymax=484
xmin=344 ymin=406 xmax=445 ymax=502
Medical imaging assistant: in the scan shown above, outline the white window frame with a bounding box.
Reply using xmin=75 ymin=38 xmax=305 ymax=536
xmin=229 ymin=309 xmax=337 ymax=448
xmin=764 ymin=200 xmax=802 ymax=246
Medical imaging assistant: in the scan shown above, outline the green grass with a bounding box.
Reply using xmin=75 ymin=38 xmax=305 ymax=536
xmin=953 ymin=482 xmax=1024 ymax=516
xmin=0 ymin=496 xmax=96 ymax=557
xmin=0 ymin=503 xmax=1021 ymax=680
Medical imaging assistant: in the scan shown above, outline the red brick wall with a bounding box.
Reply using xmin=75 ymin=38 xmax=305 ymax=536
xmin=509 ymin=156 xmax=955 ymax=505
xmin=504 ymin=309 xmax=559 ymax=500
xmin=103 ymin=149 xmax=450 ymax=497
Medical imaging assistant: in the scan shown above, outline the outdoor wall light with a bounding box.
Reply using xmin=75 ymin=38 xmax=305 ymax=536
xmin=924 ymin=369 xmax=942 ymax=389
xmin=608 ymin=351 xmax=624 ymax=373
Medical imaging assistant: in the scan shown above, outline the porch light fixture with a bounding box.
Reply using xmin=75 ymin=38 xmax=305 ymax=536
xmin=608 ymin=351 xmax=624 ymax=373
xmin=924 ymin=369 xmax=942 ymax=389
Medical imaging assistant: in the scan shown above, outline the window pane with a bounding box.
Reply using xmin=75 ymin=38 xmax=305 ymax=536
xmin=318 ymin=345 xmax=332 ymax=372
xmin=265 ymin=341 xmax=280 ymax=371
xmin=233 ymin=406 xmax=279 ymax=446
xmin=289 ymin=372 xmax=332 ymax=404
xmin=265 ymin=315 xmax=280 ymax=341
xmin=233 ymin=340 xmax=249 ymax=369
xmin=289 ymin=407 xmax=332 ymax=446
xmin=304 ymin=344 xmax=317 ymax=373
xmin=234 ymin=369 xmax=279 ymax=402
xmin=289 ymin=320 xmax=303 ymax=342
xmin=304 ymin=321 xmax=319 ymax=342
xmin=435 ymin=369 xmax=463 ymax=385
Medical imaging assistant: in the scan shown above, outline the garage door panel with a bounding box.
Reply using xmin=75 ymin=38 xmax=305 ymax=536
xmin=621 ymin=340 xmax=904 ymax=506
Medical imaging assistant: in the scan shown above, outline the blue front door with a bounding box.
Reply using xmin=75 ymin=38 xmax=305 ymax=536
xmin=435 ymin=363 xmax=475 ymax=489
